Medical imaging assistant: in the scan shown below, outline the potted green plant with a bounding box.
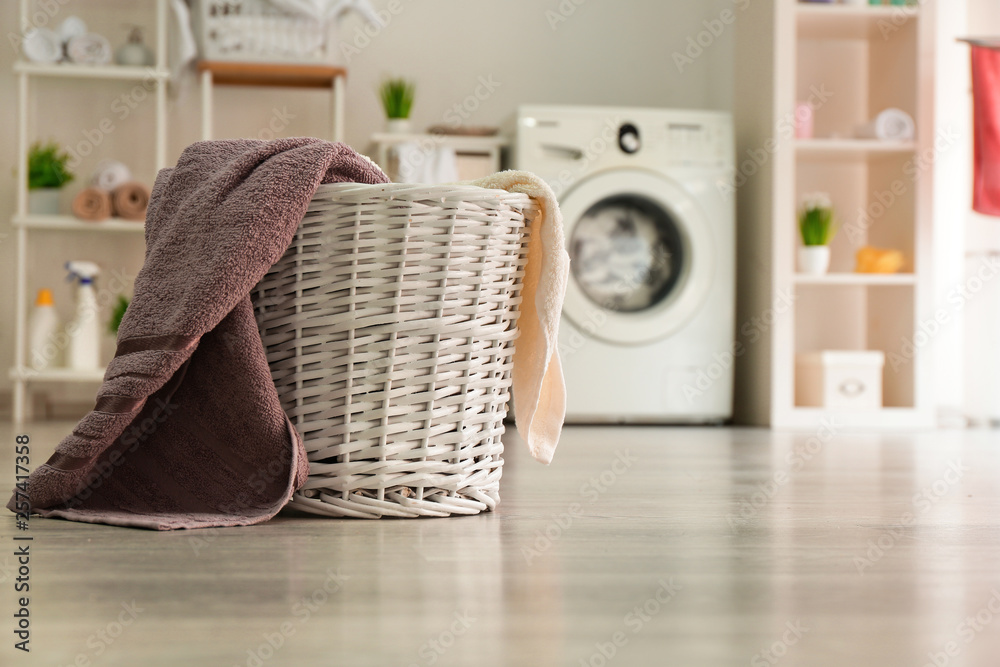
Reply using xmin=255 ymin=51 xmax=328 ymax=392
xmin=798 ymin=192 xmax=836 ymax=275
xmin=379 ymin=78 xmax=415 ymax=134
xmin=27 ymin=140 xmax=74 ymax=215
xmin=108 ymin=295 xmax=130 ymax=336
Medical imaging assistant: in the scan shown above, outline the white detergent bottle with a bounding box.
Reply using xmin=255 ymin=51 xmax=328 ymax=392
xmin=65 ymin=261 xmax=102 ymax=372
xmin=28 ymin=288 xmax=61 ymax=370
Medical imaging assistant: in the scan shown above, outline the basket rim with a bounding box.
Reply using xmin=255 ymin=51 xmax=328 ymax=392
xmin=311 ymin=181 xmax=536 ymax=202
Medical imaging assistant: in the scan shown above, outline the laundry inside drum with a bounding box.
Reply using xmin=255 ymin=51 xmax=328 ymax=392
xmin=570 ymin=194 xmax=685 ymax=312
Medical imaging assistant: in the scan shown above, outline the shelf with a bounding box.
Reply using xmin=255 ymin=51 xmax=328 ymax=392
xmin=776 ymin=407 xmax=935 ymax=430
xmin=13 ymin=62 xmax=170 ymax=81
xmin=794 ymin=273 xmax=917 ymax=286
xmin=9 ymin=367 xmax=105 ymax=383
xmin=796 ymin=139 xmax=917 ymax=159
xmin=12 ymin=214 xmax=145 ymax=232
xmin=198 ymin=61 xmax=346 ymax=89
xmin=796 ymin=3 xmax=918 ymax=40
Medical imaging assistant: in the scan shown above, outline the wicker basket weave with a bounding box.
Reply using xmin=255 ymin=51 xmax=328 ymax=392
xmin=254 ymin=183 xmax=534 ymax=518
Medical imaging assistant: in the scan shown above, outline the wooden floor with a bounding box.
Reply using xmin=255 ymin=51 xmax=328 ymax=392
xmin=1 ymin=421 xmax=1000 ymax=666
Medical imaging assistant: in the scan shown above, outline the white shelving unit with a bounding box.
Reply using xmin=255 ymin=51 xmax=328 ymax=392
xmin=735 ymin=0 xmax=936 ymax=428
xmin=10 ymin=0 xmax=170 ymax=425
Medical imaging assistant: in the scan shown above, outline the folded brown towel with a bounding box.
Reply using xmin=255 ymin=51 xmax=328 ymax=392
xmin=8 ymin=138 xmax=389 ymax=530
xmin=71 ymin=187 xmax=113 ymax=221
xmin=111 ymin=181 xmax=150 ymax=221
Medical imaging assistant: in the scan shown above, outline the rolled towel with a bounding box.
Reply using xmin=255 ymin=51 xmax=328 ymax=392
xmin=90 ymin=160 xmax=132 ymax=192
xmin=855 ymin=108 xmax=916 ymax=141
xmin=66 ymin=33 xmax=112 ymax=65
xmin=72 ymin=188 xmax=113 ymax=222
xmin=111 ymin=182 xmax=150 ymax=221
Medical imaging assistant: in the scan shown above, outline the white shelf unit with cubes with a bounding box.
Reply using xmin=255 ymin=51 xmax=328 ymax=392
xmin=9 ymin=0 xmax=170 ymax=425
xmin=735 ymin=1 xmax=936 ymax=428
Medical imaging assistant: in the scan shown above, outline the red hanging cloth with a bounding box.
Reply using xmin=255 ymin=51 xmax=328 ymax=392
xmin=972 ymin=44 xmax=1000 ymax=216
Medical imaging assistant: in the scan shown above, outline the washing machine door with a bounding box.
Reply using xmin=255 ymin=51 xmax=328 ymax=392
xmin=561 ymin=168 xmax=714 ymax=345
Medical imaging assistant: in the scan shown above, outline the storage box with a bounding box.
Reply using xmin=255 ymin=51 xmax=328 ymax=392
xmin=795 ymin=351 xmax=885 ymax=410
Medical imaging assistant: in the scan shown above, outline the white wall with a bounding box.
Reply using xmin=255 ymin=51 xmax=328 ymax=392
xmin=0 ymin=0 xmax=735 ymax=413
xmin=961 ymin=0 xmax=1000 ymax=423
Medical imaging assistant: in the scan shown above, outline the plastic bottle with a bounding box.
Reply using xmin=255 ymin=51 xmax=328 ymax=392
xmin=28 ymin=288 xmax=61 ymax=371
xmin=65 ymin=261 xmax=102 ymax=372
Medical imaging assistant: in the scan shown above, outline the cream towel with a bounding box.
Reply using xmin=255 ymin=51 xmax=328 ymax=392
xmin=472 ymin=171 xmax=569 ymax=464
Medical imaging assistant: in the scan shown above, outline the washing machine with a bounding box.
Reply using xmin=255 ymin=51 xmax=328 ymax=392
xmin=512 ymin=105 xmax=735 ymax=423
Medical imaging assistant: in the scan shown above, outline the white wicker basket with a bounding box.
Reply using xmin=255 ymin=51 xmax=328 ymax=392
xmin=191 ymin=0 xmax=333 ymax=64
xmin=254 ymin=183 xmax=535 ymax=518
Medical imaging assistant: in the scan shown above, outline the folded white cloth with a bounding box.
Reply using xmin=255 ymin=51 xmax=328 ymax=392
xmin=90 ymin=160 xmax=133 ymax=192
xmin=394 ymin=142 xmax=459 ymax=185
xmin=855 ymin=108 xmax=915 ymax=141
xmin=471 ymin=171 xmax=570 ymax=464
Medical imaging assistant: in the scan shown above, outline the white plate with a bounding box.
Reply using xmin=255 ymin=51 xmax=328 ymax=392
xmin=22 ymin=28 xmax=62 ymax=64
xmin=58 ymin=16 xmax=88 ymax=43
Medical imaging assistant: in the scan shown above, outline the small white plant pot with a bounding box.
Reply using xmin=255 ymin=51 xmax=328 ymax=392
xmin=385 ymin=118 xmax=411 ymax=134
xmin=28 ymin=188 xmax=61 ymax=215
xmin=798 ymin=245 xmax=831 ymax=275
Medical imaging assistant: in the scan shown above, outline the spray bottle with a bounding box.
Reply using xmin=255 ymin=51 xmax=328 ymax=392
xmin=66 ymin=261 xmax=102 ymax=372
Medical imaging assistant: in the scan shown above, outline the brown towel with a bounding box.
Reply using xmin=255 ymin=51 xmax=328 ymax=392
xmin=111 ymin=181 xmax=150 ymax=221
xmin=7 ymin=138 xmax=389 ymax=530
xmin=71 ymin=187 xmax=113 ymax=221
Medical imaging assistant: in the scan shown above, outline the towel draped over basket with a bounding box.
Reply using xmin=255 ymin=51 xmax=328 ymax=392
xmin=8 ymin=138 xmax=568 ymax=529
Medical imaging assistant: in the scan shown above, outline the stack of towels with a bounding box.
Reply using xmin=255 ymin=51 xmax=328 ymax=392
xmin=71 ymin=160 xmax=150 ymax=222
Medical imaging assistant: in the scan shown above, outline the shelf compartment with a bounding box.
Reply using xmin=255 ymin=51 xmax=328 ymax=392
xmin=13 ymin=62 xmax=170 ymax=81
xmin=13 ymin=215 xmax=145 ymax=233
xmin=794 ymin=273 xmax=916 ymax=286
xmin=796 ymin=4 xmax=918 ymax=41
xmin=796 ymin=139 xmax=917 ymax=160
xmin=794 ymin=283 xmax=916 ymax=409
xmin=9 ymin=367 xmax=106 ymax=383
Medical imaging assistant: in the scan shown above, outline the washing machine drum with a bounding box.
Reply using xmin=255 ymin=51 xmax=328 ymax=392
xmin=561 ymin=169 xmax=715 ymax=345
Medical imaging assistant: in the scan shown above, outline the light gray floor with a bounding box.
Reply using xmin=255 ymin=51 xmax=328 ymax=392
xmin=1 ymin=421 xmax=999 ymax=666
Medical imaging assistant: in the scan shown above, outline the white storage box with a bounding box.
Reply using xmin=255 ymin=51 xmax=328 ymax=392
xmin=795 ymin=351 xmax=885 ymax=410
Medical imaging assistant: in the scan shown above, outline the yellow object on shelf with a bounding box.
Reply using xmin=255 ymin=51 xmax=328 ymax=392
xmin=856 ymin=246 xmax=904 ymax=274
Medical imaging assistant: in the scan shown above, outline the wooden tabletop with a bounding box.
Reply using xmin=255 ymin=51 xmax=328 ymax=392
xmin=198 ymin=60 xmax=347 ymax=88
